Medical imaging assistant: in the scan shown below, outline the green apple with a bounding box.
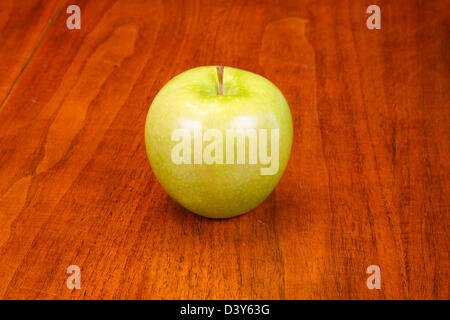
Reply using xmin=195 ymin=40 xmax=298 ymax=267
xmin=145 ymin=66 xmax=293 ymax=218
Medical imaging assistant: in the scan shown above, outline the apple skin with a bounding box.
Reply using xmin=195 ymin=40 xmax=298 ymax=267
xmin=145 ymin=66 xmax=293 ymax=218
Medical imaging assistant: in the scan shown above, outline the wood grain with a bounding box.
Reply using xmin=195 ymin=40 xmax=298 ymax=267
xmin=0 ymin=0 xmax=61 ymax=108
xmin=0 ymin=0 xmax=448 ymax=299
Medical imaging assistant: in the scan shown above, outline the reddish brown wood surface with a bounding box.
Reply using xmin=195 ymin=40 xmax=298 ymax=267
xmin=0 ymin=0 xmax=448 ymax=299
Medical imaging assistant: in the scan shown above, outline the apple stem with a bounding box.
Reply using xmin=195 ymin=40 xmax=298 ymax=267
xmin=217 ymin=65 xmax=224 ymax=95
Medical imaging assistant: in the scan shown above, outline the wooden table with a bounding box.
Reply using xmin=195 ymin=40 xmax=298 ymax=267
xmin=0 ymin=0 xmax=448 ymax=300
